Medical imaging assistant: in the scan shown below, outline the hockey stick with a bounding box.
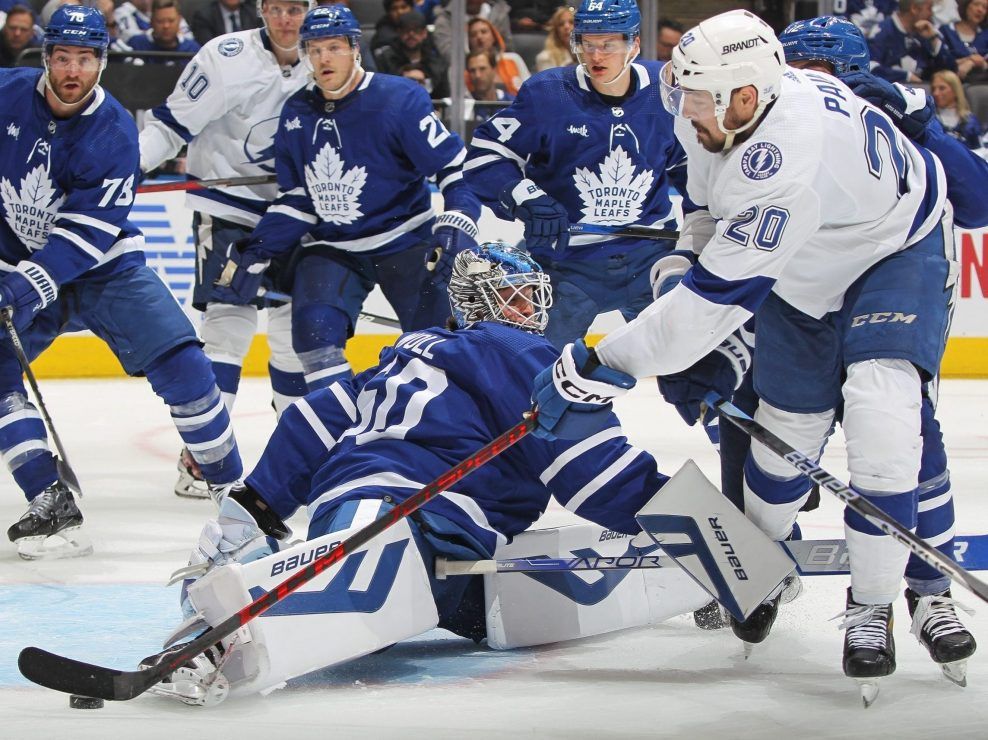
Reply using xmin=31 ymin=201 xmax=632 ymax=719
xmin=259 ymin=289 xmax=401 ymax=329
xmin=568 ymin=224 xmax=680 ymax=241
xmin=136 ymin=174 xmax=277 ymax=194
xmin=707 ymin=393 xmax=988 ymax=605
xmin=435 ymin=534 xmax=988 ymax=578
xmin=17 ymin=412 xmax=537 ymax=701
xmin=0 ymin=309 xmax=81 ymax=495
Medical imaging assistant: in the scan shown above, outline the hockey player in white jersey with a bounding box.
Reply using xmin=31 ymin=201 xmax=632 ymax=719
xmin=0 ymin=6 xmax=243 ymax=558
xmin=531 ymin=9 xmax=958 ymax=704
xmin=140 ymin=0 xmax=311 ymax=498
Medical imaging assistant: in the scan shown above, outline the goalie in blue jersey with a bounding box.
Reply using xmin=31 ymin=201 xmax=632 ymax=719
xmin=0 ymin=6 xmax=243 ymax=560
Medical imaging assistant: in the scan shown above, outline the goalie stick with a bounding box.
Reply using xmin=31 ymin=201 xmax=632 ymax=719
xmin=434 ymin=534 xmax=988 ymax=578
xmin=136 ymin=174 xmax=277 ymax=194
xmin=569 ymin=223 xmax=680 ymax=242
xmin=0 ymin=309 xmax=81 ymax=495
xmin=18 ymin=414 xmax=537 ymax=701
xmin=707 ymin=393 xmax=988 ymax=605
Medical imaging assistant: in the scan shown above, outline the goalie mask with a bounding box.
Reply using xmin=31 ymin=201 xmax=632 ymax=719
xmin=43 ymin=5 xmax=109 ymax=108
xmin=448 ymin=243 xmax=552 ymax=334
xmin=779 ymin=16 xmax=870 ymax=76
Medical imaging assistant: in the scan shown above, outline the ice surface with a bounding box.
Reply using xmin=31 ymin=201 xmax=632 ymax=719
xmin=2 ymin=377 xmax=988 ymax=738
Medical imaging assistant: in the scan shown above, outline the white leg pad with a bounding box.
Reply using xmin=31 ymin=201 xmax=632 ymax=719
xmin=184 ymin=517 xmax=438 ymax=696
xmin=484 ymin=523 xmax=711 ymax=650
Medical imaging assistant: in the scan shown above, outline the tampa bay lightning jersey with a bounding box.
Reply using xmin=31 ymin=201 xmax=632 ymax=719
xmin=464 ymin=61 xmax=686 ymax=262
xmin=0 ymin=69 xmax=146 ymax=286
xmin=247 ymin=322 xmax=665 ymax=557
xmin=246 ymin=72 xmax=480 ymax=258
xmin=595 ymin=68 xmax=946 ymax=378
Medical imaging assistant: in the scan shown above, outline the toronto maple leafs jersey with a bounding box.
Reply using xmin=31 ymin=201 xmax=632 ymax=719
xmin=115 ymin=1 xmax=192 ymax=43
xmin=464 ymin=62 xmax=687 ymax=262
xmin=0 ymin=69 xmax=145 ymax=286
xmin=139 ymin=29 xmax=309 ymax=227
xmin=246 ymin=73 xmax=480 ymax=258
xmin=247 ymin=322 xmax=666 ymax=556
xmin=594 ymin=68 xmax=946 ymax=379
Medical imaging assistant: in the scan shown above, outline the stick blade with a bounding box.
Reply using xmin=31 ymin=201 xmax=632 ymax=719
xmin=18 ymin=647 xmax=151 ymax=701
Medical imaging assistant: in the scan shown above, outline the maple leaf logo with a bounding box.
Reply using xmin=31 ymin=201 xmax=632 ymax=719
xmin=304 ymin=143 xmax=367 ymax=225
xmin=573 ymin=146 xmax=654 ymax=225
xmin=1 ymin=165 xmax=66 ymax=250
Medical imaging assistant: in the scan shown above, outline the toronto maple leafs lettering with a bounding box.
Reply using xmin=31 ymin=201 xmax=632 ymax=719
xmin=1 ymin=165 xmax=66 ymax=250
xmin=464 ymin=61 xmax=686 ymax=261
xmin=304 ymin=143 xmax=367 ymax=225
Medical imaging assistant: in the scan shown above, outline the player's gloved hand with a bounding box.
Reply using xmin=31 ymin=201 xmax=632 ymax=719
xmin=657 ymin=331 xmax=751 ymax=429
xmin=426 ymin=211 xmax=479 ymax=286
xmin=211 ymin=239 xmax=270 ymax=305
xmin=0 ymin=261 xmax=58 ymax=335
xmin=500 ymin=179 xmax=570 ymax=255
xmin=839 ymin=70 xmax=934 ymax=141
xmin=532 ymin=339 xmax=636 ymax=441
xmin=650 ymin=250 xmax=696 ymax=301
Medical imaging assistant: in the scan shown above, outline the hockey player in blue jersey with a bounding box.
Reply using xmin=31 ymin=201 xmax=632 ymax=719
xmin=138 ymin=242 xmax=720 ymax=705
xmin=0 ymin=6 xmax=243 ymax=559
xmin=463 ymin=0 xmax=689 ymax=349
xmin=532 ymin=9 xmax=963 ymax=704
xmin=212 ymin=5 xmax=481 ymax=392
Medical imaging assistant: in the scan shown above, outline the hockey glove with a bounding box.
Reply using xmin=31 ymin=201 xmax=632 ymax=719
xmin=649 ymin=250 xmax=696 ymax=301
xmin=839 ymin=71 xmax=934 ymax=142
xmin=426 ymin=211 xmax=479 ymax=286
xmin=532 ymin=339 xmax=636 ymax=441
xmin=657 ymin=332 xmax=751 ymax=430
xmin=500 ymin=179 xmax=570 ymax=256
xmin=0 ymin=261 xmax=58 ymax=335
xmin=211 ymin=239 xmax=270 ymax=305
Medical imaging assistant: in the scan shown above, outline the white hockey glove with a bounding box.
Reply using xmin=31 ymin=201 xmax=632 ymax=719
xmin=649 ymin=250 xmax=696 ymax=301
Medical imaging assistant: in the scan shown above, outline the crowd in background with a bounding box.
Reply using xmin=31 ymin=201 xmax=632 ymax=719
xmin=3 ymin=0 xmax=988 ymax=152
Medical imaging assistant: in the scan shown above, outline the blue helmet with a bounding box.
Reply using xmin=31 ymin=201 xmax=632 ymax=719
xmin=448 ymin=242 xmax=553 ymax=333
xmin=573 ymin=0 xmax=641 ymax=39
xmin=779 ymin=16 xmax=870 ymax=75
xmin=44 ymin=5 xmax=109 ymax=54
xmin=299 ymin=5 xmax=362 ymax=46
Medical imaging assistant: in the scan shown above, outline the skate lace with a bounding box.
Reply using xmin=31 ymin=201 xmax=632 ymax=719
xmin=27 ymin=485 xmax=69 ymax=518
xmin=833 ymin=603 xmax=891 ymax=651
xmin=911 ymin=594 xmax=975 ymax=642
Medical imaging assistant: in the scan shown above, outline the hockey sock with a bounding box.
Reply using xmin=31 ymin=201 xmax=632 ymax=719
xmin=0 ymin=392 xmax=58 ymax=498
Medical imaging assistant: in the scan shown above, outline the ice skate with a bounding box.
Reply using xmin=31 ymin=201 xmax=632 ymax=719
xmin=140 ymin=642 xmax=230 ymax=707
xmin=730 ymin=594 xmax=781 ymax=657
xmin=780 ymin=572 xmax=803 ymax=605
xmin=693 ymin=599 xmax=728 ymax=630
xmin=836 ymin=588 xmax=895 ymax=708
xmin=906 ymin=587 xmax=976 ymax=687
xmin=6 ymin=481 xmax=91 ymax=560
xmin=174 ymin=447 xmax=209 ymax=499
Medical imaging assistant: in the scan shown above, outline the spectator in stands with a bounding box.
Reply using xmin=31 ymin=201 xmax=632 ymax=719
xmin=310 ymin=0 xmax=376 ymax=70
xmin=836 ymin=0 xmax=898 ymax=39
xmin=95 ymin=0 xmax=135 ymax=53
xmin=466 ymin=16 xmax=528 ymax=94
xmin=434 ymin=0 xmax=514 ymax=61
xmin=414 ymin=0 xmax=441 ymax=23
xmin=0 ymin=4 xmax=34 ymax=66
xmin=534 ymin=4 xmax=574 ymax=71
xmin=940 ymin=0 xmax=988 ymax=80
xmin=190 ymin=0 xmax=259 ymax=46
xmin=655 ymin=17 xmax=683 ymax=61
xmin=509 ymin=0 xmax=564 ymax=32
xmin=114 ymin=0 xmax=191 ymax=42
xmin=374 ymin=10 xmax=450 ymax=98
xmin=399 ymin=60 xmax=430 ymax=86
xmin=372 ymin=0 xmax=412 ymax=53
xmin=128 ymin=0 xmax=200 ymax=63
xmin=466 ymin=47 xmax=512 ymax=122
xmin=931 ymin=68 xmax=985 ymax=147
xmin=869 ymin=0 xmax=957 ymax=81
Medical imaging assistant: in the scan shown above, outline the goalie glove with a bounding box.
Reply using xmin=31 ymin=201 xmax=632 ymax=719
xmin=426 ymin=211 xmax=479 ymax=286
xmin=211 ymin=239 xmax=270 ymax=305
xmin=532 ymin=339 xmax=636 ymax=440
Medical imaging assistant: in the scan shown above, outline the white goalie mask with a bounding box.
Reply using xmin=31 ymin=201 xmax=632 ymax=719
xmin=660 ymin=10 xmax=785 ymax=150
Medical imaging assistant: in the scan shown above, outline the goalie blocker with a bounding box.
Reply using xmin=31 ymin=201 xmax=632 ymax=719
xmin=167 ymin=463 xmax=783 ymax=701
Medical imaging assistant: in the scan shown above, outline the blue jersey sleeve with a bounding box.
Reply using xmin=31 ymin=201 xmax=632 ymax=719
xmin=920 ymin=116 xmax=988 ymax=228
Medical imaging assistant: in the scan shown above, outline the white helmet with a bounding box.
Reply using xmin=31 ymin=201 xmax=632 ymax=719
xmin=661 ymin=10 xmax=785 ymax=149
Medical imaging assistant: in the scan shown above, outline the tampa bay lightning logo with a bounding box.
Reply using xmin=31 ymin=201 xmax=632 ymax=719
xmin=740 ymin=142 xmax=782 ymax=181
xmin=218 ymin=38 xmax=243 ymax=57
xmin=242 ymin=116 xmax=280 ymax=172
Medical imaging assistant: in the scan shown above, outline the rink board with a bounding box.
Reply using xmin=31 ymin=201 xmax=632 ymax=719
xmin=33 ymin=190 xmax=988 ymax=378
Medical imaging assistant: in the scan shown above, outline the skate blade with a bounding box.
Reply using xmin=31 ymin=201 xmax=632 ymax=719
xmin=742 ymin=641 xmax=755 ymax=660
xmin=174 ymin=480 xmax=210 ymax=499
xmin=855 ymin=678 xmax=880 ymax=708
xmin=16 ymin=526 xmax=93 ymax=561
xmin=941 ymin=660 xmax=968 ymax=688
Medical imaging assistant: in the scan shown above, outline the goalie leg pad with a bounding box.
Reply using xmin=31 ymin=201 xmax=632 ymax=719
xmin=184 ymin=499 xmax=439 ymax=697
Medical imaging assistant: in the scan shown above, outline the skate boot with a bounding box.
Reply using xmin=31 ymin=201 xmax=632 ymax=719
xmin=837 ymin=588 xmax=895 ymax=708
xmin=730 ymin=593 xmax=781 ymax=657
xmin=6 ymin=481 xmax=92 ymax=560
xmin=175 ymin=447 xmax=209 ymax=499
xmin=906 ymin=587 xmax=976 ymax=687
xmin=140 ymin=642 xmax=230 ymax=707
